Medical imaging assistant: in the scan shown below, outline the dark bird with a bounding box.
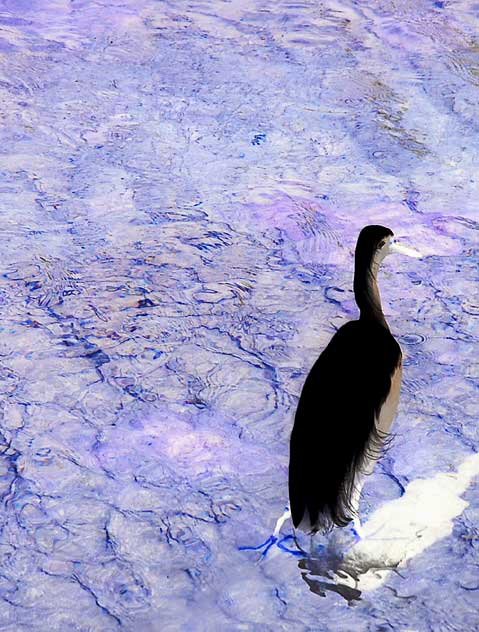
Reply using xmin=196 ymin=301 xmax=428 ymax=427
xmin=288 ymin=225 xmax=420 ymax=536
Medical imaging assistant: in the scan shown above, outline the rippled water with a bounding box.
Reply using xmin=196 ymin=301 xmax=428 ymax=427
xmin=0 ymin=0 xmax=478 ymax=629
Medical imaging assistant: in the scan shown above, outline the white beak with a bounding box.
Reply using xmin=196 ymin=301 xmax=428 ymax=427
xmin=389 ymin=240 xmax=423 ymax=258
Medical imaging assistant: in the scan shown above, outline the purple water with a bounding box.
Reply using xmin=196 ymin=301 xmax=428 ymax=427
xmin=0 ymin=0 xmax=478 ymax=629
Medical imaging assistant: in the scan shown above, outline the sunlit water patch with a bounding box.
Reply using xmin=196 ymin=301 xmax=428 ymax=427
xmin=0 ymin=0 xmax=478 ymax=630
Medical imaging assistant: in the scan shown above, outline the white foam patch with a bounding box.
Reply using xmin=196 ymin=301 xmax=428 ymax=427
xmin=346 ymin=452 xmax=479 ymax=592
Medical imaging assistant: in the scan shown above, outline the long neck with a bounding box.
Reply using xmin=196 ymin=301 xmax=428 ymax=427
xmin=354 ymin=253 xmax=388 ymax=328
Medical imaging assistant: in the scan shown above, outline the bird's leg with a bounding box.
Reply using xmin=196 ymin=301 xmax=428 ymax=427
xmin=350 ymin=479 xmax=365 ymax=539
xmin=275 ymin=508 xmax=303 ymax=555
xmin=352 ymin=516 xmax=364 ymax=539
xmin=273 ymin=506 xmax=291 ymax=537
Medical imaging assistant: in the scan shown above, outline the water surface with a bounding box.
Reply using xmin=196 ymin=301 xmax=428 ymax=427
xmin=0 ymin=0 xmax=478 ymax=630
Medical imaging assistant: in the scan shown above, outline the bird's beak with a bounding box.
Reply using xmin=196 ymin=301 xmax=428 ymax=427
xmin=389 ymin=240 xmax=423 ymax=258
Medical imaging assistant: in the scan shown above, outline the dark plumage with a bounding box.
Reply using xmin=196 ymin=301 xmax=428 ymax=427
xmin=288 ymin=225 xmax=403 ymax=534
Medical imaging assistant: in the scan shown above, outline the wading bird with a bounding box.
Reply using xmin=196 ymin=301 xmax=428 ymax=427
xmin=288 ymin=225 xmax=421 ymax=537
xmin=239 ymin=225 xmax=420 ymax=558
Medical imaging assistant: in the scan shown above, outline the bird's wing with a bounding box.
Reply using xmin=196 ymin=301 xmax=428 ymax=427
xmin=288 ymin=320 xmax=402 ymax=532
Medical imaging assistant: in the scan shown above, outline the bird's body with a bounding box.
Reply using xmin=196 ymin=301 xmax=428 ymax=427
xmin=289 ymin=225 xmax=405 ymax=534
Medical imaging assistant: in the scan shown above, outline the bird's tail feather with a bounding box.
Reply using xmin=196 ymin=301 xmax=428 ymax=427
xmin=289 ymin=414 xmax=390 ymax=534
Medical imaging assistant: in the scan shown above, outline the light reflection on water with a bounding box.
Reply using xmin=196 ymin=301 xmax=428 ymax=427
xmin=0 ymin=0 xmax=478 ymax=629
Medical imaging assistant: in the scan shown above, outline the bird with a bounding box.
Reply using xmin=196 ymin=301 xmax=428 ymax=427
xmin=288 ymin=224 xmax=420 ymax=537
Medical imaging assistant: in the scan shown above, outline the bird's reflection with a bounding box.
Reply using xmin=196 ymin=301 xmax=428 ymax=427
xmin=300 ymin=563 xmax=362 ymax=603
xmin=242 ymin=452 xmax=479 ymax=606
xmin=293 ymin=528 xmax=399 ymax=604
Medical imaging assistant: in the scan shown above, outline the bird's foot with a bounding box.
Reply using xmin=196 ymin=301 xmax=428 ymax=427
xmin=351 ymin=516 xmax=364 ymax=540
xmin=238 ymin=507 xmax=303 ymax=558
xmin=238 ymin=534 xmax=278 ymax=559
xmin=238 ymin=533 xmax=303 ymax=558
xmin=277 ymin=534 xmax=304 ymax=555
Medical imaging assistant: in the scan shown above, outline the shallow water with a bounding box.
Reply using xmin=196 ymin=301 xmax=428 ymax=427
xmin=0 ymin=0 xmax=478 ymax=629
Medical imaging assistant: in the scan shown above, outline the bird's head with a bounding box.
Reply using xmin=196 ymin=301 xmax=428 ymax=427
xmin=356 ymin=225 xmax=422 ymax=268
